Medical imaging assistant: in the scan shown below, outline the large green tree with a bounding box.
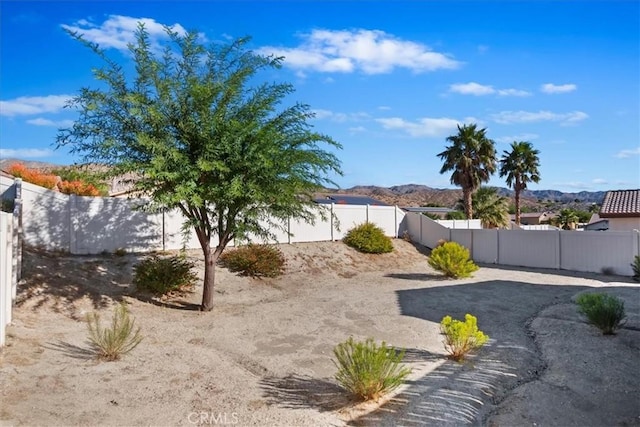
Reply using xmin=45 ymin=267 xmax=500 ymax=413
xmin=438 ymin=124 xmax=497 ymax=219
xmin=456 ymin=187 xmax=510 ymax=228
xmin=499 ymin=141 xmax=541 ymax=225
xmin=57 ymin=26 xmax=342 ymax=311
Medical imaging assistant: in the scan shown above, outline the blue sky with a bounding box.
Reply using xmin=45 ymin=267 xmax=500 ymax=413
xmin=1 ymin=1 xmax=638 ymax=192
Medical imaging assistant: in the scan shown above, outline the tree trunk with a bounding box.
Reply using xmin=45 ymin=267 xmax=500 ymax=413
xmin=201 ymin=247 xmax=216 ymax=311
xmin=515 ymin=190 xmax=521 ymax=226
xmin=463 ymin=187 xmax=473 ymax=219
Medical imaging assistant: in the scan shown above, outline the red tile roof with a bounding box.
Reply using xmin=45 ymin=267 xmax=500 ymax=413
xmin=599 ymin=189 xmax=640 ymax=218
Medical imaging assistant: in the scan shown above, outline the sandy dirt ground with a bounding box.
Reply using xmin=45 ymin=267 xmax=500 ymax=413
xmin=1 ymin=239 xmax=638 ymax=426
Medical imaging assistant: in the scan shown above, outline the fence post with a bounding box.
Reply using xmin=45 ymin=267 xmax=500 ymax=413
xmin=557 ymin=230 xmax=562 ymax=270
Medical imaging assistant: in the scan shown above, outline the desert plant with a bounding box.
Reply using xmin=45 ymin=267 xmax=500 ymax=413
xmin=219 ymin=244 xmax=285 ymax=278
xmin=7 ymin=163 xmax=59 ymax=189
xmin=428 ymin=241 xmax=479 ymax=278
xmin=440 ymin=314 xmax=489 ymax=361
xmin=58 ymin=179 xmax=102 ymax=196
xmin=632 ymin=256 xmax=640 ymax=282
xmin=576 ymin=293 xmax=626 ymax=335
xmin=333 ymin=337 xmax=411 ymax=401
xmin=343 ymin=222 xmax=393 ymax=254
xmin=133 ymin=255 xmax=197 ymax=295
xmin=86 ymin=302 xmax=143 ymax=361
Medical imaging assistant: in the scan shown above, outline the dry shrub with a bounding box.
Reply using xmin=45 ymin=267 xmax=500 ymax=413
xmin=219 ymin=244 xmax=285 ymax=278
xmin=133 ymin=255 xmax=197 ymax=296
xmin=576 ymin=293 xmax=626 ymax=335
xmin=59 ymin=180 xmax=101 ymax=196
xmin=343 ymin=222 xmax=393 ymax=254
xmin=7 ymin=163 xmax=59 ymax=189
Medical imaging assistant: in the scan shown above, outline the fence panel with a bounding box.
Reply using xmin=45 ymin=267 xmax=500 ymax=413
xmin=436 ymin=219 xmax=482 ymax=229
xmin=472 ymin=229 xmax=499 ymax=264
xmin=450 ymin=229 xmax=473 ymax=253
xmin=420 ymin=215 xmax=451 ymax=248
xmin=560 ymin=231 xmax=638 ymax=276
xmin=333 ymin=204 xmax=368 ymax=240
xmin=21 ymin=180 xmax=70 ymax=251
xmin=290 ymin=205 xmax=333 ymax=243
xmin=498 ymin=230 xmax=560 ymax=269
xmin=1 ymin=212 xmax=13 ymax=347
xmin=72 ymin=196 xmax=163 ymax=254
xmin=368 ymin=206 xmax=401 ymax=237
xmin=403 ymin=212 xmax=422 ymax=243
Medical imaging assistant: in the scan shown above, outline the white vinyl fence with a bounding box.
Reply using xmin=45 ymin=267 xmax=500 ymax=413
xmin=405 ymin=212 xmax=640 ymax=276
xmin=0 ymin=183 xmax=21 ymax=347
xmin=1 ymin=177 xmax=405 ymax=255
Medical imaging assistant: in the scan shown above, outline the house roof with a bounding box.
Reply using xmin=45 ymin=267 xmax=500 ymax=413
xmin=402 ymin=207 xmax=455 ymax=213
xmin=314 ymin=194 xmax=390 ymax=206
xmin=599 ymin=189 xmax=640 ymax=218
xmin=508 ymin=212 xmax=553 ymax=220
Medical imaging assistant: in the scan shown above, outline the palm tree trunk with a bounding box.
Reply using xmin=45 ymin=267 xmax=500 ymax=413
xmin=515 ymin=190 xmax=521 ymax=225
xmin=463 ymin=187 xmax=473 ymax=219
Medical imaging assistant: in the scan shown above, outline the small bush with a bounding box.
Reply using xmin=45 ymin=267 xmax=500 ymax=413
xmin=219 ymin=244 xmax=285 ymax=278
xmin=59 ymin=180 xmax=102 ymax=196
xmin=632 ymin=256 xmax=640 ymax=282
xmin=333 ymin=337 xmax=411 ymax=401
xmin=7 ymin=163 xmax=58 ymax=189
xmin=576 ymin=293 xmax=626 ymax=335
xmin=428 ymin=241 xmax=479 ymax=278
xmin=86 ymin=302 xmax=142 ymax=361
xmin=440 ymin=314 xmax=489 ymax=361
xmin=343 ymin=222 xmax=393 ymax=254
xmin=133 ymin=255 xmax=197 ymax=295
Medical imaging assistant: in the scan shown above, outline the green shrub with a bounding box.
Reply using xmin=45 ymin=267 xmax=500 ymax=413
xmin=219 ymin=244 xmax=285 ymax=278
xmin=133 ymin=255 xmax=197 ymax=295
xmin=86 ymin=302 xmax=143 ymax=361
xmin=333 ymin=337 xmax=411 ymax=401
xmin=632 ymin=256 xmax=640 ymax=282
xmin=428 ymin=241 xmax=479 ymax=278
xmin=440 ymin=314 xmax=489 ymax=361
xmin=576 ymin=293 xmax=626 ymax=335
xmin=343 ymin=222 xmax=393 ymax=254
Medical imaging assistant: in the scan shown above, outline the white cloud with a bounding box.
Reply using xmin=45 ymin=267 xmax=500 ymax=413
xmin=0 ymin=95 xmax=71 ymax=116
xmin=449 ymin=82 xmax=530 ymax=97
xmin=449 ymin=82 xmax=494 ymax=96
xmin=259 ymin=29 xmax=461 ymax=75
xmin=491 ymin=110 xmax=588 ymax=125
xmin=496 ymin=88 xmax=531 ymax=97
xmin=495 ymin=133 xmax=540 ymax=143
xmin=377 ymin=106 xmax=391 ymax=111
xmin=26 ymin=118 xmax=74 ymax=127
xmin=0 ymin=148 xmax=54 ymax=159
xmin=540 ymin=83 xmax=577 ymax=94
xmin=376 ymin=116 xmax=473 ymax=138
xmin=592 ymin=178 xmax=608 ymax=185
xmin=61 ymin=15 xmax=188 ymax=52
xmin=614 ymin=147 xmax=640 ymax=158
xmin=311 ymin=109 xmax=369 ymax=122
xmin=349 ymin=126 xmax=366 ymax=133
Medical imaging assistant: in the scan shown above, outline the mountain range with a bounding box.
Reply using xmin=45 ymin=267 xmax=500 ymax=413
xmin=0 ymin=158 xmax=608 ymax=211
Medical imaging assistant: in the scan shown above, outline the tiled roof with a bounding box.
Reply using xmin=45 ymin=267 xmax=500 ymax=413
xmin=599 ymin=189 xmax=640 ymax=217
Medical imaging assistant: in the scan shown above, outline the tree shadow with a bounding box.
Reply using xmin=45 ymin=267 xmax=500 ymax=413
xmin=135 ymin=294 xmax=202 ymax=311
xmin=43 ymin=340 xmax=96 ymax=361
xmin=384 ymin=273 xmax=447 ymax=282
xmin=259 ymin=374 xmax=350 ymax=412
xmin=350 ymin=280 xmax=640 ymax=426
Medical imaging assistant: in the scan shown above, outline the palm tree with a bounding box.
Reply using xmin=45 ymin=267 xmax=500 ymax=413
xmin=553 ymin=208 xmax=579 ymax=230
xmin=438 ymin=124 xmax=497 ymax=219
xmin=471 ymin=187 xmax=510 ymax=228
xmin=499 ymin=141 xmax=541 ymax=225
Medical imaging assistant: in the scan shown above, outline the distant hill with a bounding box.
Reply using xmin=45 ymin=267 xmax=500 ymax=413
xmin=330 ymin=184 xmax=607 ymax=211
xmin=0 ymin=158 xmax=608 ymax=209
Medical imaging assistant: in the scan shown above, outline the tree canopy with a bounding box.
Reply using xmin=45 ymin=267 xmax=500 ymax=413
xmin=438 ymin=124 xmax=497 ymax=219
xmin=499 ymin=141 xmax=541 ymax=225
xmin=57 ymin=25 xmax=342 ymax=311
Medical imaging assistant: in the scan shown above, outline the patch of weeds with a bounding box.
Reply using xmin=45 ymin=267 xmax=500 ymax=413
xmin=86 ymin=302 xmax=142 ymax=361
xmin=576 ymin=293 xmax=626 ymax=335
xmin=333 ymin=337 xmax=411 ymax=401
